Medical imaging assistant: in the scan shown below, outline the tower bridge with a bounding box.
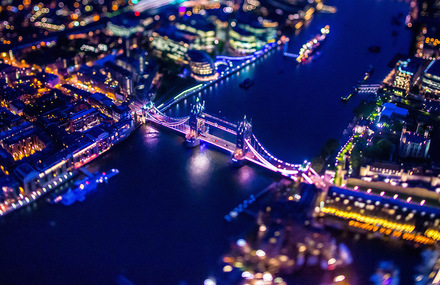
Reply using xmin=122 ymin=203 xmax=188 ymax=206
xmin=143 ymin=101 xmax=321 ymax=182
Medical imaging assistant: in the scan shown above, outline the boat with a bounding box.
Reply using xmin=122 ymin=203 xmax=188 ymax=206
xmin=296 ymin=25 xmax=330 ymax=63
xmin=95 ymin=169 xmax=119 ymax=183
xmin=363 ymin=65 xmax=374 ymax=81
xmin=239 ymin=78 xmax=254 ymax=89
xmin=341 ymin=87 xmax=358 ymax=102
xmin=370 ymin=261 xmax=400 ymax=285
xmin=368 ymin=45 xmax=381 ymax=53
xmin=49 ymin=168 xmax=119 ymax=205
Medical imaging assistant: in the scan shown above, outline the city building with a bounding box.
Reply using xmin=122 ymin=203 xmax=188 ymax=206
xmin=237 ymin=19 xmax=278 ymax=43
xmin=422 ymin=59 xmax=440 ymax=98
xmin=393 ymin=58 xmax=423 ymax=92
xmin=175 ymin=15 xmax=217 ymax=52
xmin=399 ymin=125 xmax=431 ymax=159
xmin=359 ymin=161 xmax=440 ymax=189
xmin=379 ymin=102 xmax=409 ymax=121
xmin=37 ymin=72 xmax=60 ymax=88
xmin=186 ymin=50 xmax=218 ymax=81
xmin=421 ymin=27 xmax=440 ymax=59
xmin=151 ymin=26 xmax=198 ymax=63
xmin=229 ymin=26 xmax=262 ymax=54
xmin=107 ymin=17 xmax=143 ymax=37
xmin=104 ymin=61 xmax=134 ymax=99
xmin=69 ymin=107 xmax=101 ymax=132
xmin=0 ymin=122 xmax=51 ymax=161
xmin=77 ymin=65 xmax=120 ymax=99
xmin=0 ymin=107 xmax=23 ymax=132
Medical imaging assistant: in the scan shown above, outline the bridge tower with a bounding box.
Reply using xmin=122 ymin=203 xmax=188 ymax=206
xmin=140 ymin=101 xmax=155 ymax=124
xmin=185 ymin=99 xmax=205 ymax=147
xmin=233 ymin=116 xmax=252 ymax=163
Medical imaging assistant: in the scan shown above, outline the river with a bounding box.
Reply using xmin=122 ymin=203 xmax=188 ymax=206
xmin=0 ymin=0 xmax=421 ymax=284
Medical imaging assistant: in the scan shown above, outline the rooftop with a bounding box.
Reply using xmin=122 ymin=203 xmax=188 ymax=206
xmin=381 ymin=103 xmax=409 ymax=117
xmin=425 ymin=60 xmax=440 ymax=77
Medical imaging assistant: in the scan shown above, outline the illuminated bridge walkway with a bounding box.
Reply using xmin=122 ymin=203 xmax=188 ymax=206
xmin=143 ymin=101 xmax=319 ymax=181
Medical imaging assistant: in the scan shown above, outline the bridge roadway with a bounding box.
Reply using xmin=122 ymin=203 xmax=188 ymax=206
xmin=145 ymin=109 xmax=334 ymax=211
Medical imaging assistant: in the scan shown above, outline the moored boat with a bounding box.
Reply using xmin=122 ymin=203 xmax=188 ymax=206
xmin=296 ymin=25 xmax=330 ymax=63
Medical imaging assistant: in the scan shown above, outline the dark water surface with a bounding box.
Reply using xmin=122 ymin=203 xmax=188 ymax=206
xmin=0 ymin=0 xmax=421 ymax=284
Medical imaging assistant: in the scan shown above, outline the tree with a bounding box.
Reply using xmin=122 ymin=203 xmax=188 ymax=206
xmin=311 ymin=157 xmax=325 ymax=174
xmin=353 ymin=100 xmax=377 ymax=118
xmin=365 ymin=138 xmax=393 ymax=160
xmin=321 ymin=138 xmax=339 ymax=158
xmin=376 ymin=139 xmax=393 ymax=158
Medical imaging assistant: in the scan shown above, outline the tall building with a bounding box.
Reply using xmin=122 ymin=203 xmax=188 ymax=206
xmin=186 ymin=50 xmax=218 ymax=81
xmin=151 ymin=26 xmax=198 ymax=63
xmin=229 ymin=26 xmax=262 ymax=54
xmin=107 ymin=17 xmax=143 ymax=37
xmin=393 ymin=58 xmax=422 ymax=92
xmin=421 ymin=59 xmax=440 ymax=98
xmin=175 ymin=15 xmax=217 ymax=52
xmin=228 ymin=16 xmax=278 ymax=54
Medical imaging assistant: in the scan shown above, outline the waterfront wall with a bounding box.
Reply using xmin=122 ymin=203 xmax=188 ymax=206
xmin=347 ymin=178 xmax=440 ymax=201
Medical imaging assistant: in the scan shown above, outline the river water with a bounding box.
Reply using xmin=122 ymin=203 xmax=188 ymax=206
xmin=0 ymin=0 xmax=421 ymax=284
xmin=167 ymin=0 xmax=412 ymax=162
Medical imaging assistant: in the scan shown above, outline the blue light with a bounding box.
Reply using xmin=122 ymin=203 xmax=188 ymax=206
xmin=236 ymin=239 xmax=246 ymax=246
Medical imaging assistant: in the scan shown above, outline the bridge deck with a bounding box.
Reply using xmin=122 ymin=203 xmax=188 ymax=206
xmin=200 ymin=134 xmax=236 ymax=153
xmin=203 ymin=113 xmax=237 ymax=129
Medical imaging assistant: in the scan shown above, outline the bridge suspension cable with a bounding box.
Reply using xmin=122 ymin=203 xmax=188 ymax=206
xmin=245 ymin=139 xmax=300 ymax=175
xmin=250 ymin=134 xmax=301 ymax=168
xmin=145 ymin=111 xmax=189 ymax=128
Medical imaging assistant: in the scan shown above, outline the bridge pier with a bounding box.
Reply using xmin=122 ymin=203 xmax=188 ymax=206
xmin=185 ymin=100 xmax=205 ymax=148
xmin=232 ymin=116 xmax=252 ymax=166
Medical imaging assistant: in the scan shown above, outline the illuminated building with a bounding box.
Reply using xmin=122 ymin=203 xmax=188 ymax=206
xmin=175 ymin=15 xmax=217 ymax=52
xmin=237 ymin=19 xmax=278 ymax=43
xmin=228 ymin=16 xmax=277 ymax=54
xmin=69 ymin=107 xmax=100 ymax=132
xmin=186 ymin=50 xmax=218 ymax=81
xmin=37 ymin=72 xmax=60 ymax=88
xmin=1 ymin=132 xmax=47 ymax=162
xmin=399 ymin=125 xmax=431 ymax=159
xmin=321 ymin=187 xmax=438 ymax=245
xmin=107 ymin=18 xmax=143 ymax=37
xmin=0 ymin=64 xmax=20 ymax=83
xmin=151 ymin=26 xmax=198 ymax=63
xmin=229 ymin=26 xmax=263 ymax=54
xmin=379 ymin=102 xmax=408 ymax=121
xmin=104 ymin=62 xmax=134 ymax=99
xmin=77 ymin=65 xmax=120 ymax=98
xmin=0 ymin=122 xmax=49 ymax=162
xmin=14 ymin=163 xmax=40 ymax=193
xmin=0 ymin=107 xmax=22 ymax=132
xmin=423 ymin=32 xmax=440 ymax=59
xmin=393 ymin=58 xmax=422 ymax=92
xmin=0 ymin=176 xmax=19 ymax=203
xmin=422 ymin=60 xmax=440 ymax=97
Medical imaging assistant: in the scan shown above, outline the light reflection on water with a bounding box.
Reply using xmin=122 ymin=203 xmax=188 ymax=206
xmin=187 ymin=148 xmax=213 ymax=189
xmin=143 ymin=125 xmax=160 ymax=149
xmin=236 ymin=166 xmax=256 ymax=189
